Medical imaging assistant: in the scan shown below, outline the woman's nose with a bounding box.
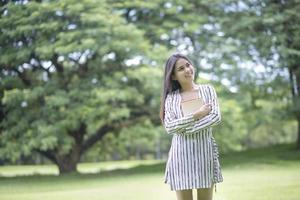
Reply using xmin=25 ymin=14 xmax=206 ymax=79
xmin=184 ymin=67 xmax=190 ymax=73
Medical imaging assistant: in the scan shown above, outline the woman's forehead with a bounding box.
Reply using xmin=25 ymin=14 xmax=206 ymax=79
xmin=175 ymin=58 xmax=188 ymax=68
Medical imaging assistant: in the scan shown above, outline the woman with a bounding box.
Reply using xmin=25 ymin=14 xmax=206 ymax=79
xmin=160 ymin=53 xmax=223 ymax=200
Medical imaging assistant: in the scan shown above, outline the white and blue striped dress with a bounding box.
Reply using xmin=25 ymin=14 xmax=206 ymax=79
xmin=163 ymin=84 xmax=223 ymax=191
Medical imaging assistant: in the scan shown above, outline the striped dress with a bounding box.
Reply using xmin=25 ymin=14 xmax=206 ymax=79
xmin=163 ymin=84 xmax=223 ymax=191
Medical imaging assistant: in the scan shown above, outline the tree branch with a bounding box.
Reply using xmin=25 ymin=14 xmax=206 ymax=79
xmin=81 ymin=124 xmax=113 ymax=154
xmin=34 ymin=149 xmax=58 ymax=165
xmin=51 ymin=53 xmax=64 ymax=74
xmin=12 ymin=67 xmax=31 ymax=86
xmin=81 ymin=114 xmax=149 ymax=154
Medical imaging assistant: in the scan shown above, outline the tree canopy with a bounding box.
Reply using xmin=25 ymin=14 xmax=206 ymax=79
xmin=0 ymin=0 xmax=166 ymax=173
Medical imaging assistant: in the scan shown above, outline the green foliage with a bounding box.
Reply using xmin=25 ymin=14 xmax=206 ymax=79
xmin=83 ymin=120 xmax=171 ymax=161
xmin=0 ymin=0 xmax=167 ymax=167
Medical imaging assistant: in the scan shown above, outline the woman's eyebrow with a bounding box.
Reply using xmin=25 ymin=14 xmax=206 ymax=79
xmin=177 ymin=62 xmax=189 ymax=69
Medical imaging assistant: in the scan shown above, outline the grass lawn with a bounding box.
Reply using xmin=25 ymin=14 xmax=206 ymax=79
xmin=0 ymin=143 xmax=299 ymax=200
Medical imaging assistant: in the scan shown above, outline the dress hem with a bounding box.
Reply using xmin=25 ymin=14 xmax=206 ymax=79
xmin=164 ymin=179 xmax=223 ymax=191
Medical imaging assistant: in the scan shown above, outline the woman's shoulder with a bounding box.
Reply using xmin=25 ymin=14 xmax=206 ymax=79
xmin=197 ymin=83 xmax=214 ymax=89
xmin=166 ymin=90 xmax=179 ymax=101
xmin=166 ymin=90 xmax=178 ymax=97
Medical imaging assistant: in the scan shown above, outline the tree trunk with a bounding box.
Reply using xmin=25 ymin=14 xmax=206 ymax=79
xmin=289 ymin=68 xmax=300 ymax=150
xmin=293 ymin=67 xmax=300 ymax=150
xmin=55 ymin=123 xmax=85 ymax=174
xmin=56 ymin=147 xmax=81 ymax=174
xmin=297 ymin=114 xmax=300 ymax=150
xmin=36 ymin=145 xmax=82 ymax=174
xmin=57 ymin=155 xmax=79 ymax=174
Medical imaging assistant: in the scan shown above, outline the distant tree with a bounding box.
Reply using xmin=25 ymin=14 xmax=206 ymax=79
xmin=216 ymin=0 xmax=300 ymax=149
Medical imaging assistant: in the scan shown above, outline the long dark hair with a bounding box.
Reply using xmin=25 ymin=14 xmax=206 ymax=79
xmin=159 ymin=53 xmax=194 ymax=123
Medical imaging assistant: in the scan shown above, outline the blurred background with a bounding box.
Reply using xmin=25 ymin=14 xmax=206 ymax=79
xmin=0 ymin=0 xmax=299 ymax=200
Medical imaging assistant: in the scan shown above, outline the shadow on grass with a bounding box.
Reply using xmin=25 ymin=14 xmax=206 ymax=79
xmin=220 ymin=143 xmax=300 ymax=168
xmin=0 ymin=162 xmax=166 ymax=183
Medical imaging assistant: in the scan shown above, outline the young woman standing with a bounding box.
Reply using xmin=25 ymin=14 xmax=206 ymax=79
xmin=160 ymin=54 xmax=223 ymax=200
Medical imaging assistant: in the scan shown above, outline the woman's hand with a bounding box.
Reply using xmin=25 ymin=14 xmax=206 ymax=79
xmin=193 ymin=103 xmax=212 ymax=120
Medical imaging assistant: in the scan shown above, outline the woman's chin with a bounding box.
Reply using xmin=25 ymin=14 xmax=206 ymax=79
xmin=180 ymin=79 xmax=194 ymax=84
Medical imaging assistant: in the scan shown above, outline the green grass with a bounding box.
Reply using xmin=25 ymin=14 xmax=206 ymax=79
xmin=0 ymin=143 xmax=299 ymax=200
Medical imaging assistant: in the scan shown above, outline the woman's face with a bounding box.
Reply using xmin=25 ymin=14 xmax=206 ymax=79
xmin=172 ymin=58 xmax=195 ymax=85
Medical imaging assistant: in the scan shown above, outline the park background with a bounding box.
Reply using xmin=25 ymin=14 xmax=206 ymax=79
xmin=0 ymin=0 xmax=299 ymax=199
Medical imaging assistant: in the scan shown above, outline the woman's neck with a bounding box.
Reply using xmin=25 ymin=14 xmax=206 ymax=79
xmin=180 ymin=82 xmax=198 ymax=93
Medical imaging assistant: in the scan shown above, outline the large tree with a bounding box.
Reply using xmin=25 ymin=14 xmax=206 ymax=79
xmin=0 ymin=0 xmax=165 ymax=173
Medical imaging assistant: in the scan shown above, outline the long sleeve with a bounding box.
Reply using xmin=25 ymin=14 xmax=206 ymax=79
xmin=163 ymin=93 xmax=195 ymax=135
xmin=185 ymin=84 xmax=221 ymax=134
